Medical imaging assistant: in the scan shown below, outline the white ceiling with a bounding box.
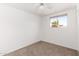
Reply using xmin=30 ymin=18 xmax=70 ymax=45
xmin=4 ymin=3 xmax=76 ymax=16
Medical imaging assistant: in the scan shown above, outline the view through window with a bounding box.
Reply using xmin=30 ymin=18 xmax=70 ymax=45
xmin=50 ymin=14 xmax=67 ymax=28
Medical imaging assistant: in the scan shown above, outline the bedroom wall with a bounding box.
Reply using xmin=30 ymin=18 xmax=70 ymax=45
xmin=0 ymin=4 xmax=41 ymax=55
xmin=41 ymin=8 xmax=78 ymax=50
xmin=77 ymin=4 xmax=79 ymax=51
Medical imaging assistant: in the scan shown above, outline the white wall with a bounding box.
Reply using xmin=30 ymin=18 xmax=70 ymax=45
xmin=77 ymin=4 xmax=79 ymax=51
xmin=0 ymin=4 xmax=41 ymax=55
xmin=41 ymin=8 xmax=78 ymax=50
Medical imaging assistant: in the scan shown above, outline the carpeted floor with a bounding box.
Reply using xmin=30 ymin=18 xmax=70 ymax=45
xmin=4 ymin=41 xmax=78 ymax=56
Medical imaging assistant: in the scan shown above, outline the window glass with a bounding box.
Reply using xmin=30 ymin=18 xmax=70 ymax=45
xmin=50 ymin=15 xmax=67 ymax=28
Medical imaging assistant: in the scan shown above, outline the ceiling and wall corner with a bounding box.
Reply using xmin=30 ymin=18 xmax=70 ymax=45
xmin=4 ymin=3 xmax=76 ymax=16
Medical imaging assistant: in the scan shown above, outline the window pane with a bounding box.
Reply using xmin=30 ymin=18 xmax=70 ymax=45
xmin=50 ymin=15 xmax=67 ymax=28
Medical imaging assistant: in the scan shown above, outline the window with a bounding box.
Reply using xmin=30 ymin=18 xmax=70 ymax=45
xmin=50 ymin=14 xmax=67 ymax=28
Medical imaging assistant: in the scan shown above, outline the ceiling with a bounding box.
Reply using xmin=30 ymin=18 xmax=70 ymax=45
xmin=4 ymin=3 xmax=76 ymax=16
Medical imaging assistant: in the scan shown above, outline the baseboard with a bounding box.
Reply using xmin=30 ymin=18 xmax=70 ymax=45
xmin=41 ymin=40 xmax=77 ymax=51
xmin=2 ymin=40 xmax=78 ymax=56
xmin=2 ymin=39 xmax=40 ymax=56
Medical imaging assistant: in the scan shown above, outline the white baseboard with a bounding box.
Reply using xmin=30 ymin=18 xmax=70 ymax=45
xmin=2 ymin=39 xmax=40 ymax=56
xmin=41 ymin=40 xmax=77 ymax=51
xmin=1 ymin=39 xmax=77 ymax=56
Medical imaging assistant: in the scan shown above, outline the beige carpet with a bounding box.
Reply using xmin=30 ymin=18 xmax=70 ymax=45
xmin=4 ymin=41 xmax=78 ymax=56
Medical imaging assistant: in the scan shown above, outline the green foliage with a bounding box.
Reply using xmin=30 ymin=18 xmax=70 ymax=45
xmin=52 ymin=20 xmax=59 ymax=27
